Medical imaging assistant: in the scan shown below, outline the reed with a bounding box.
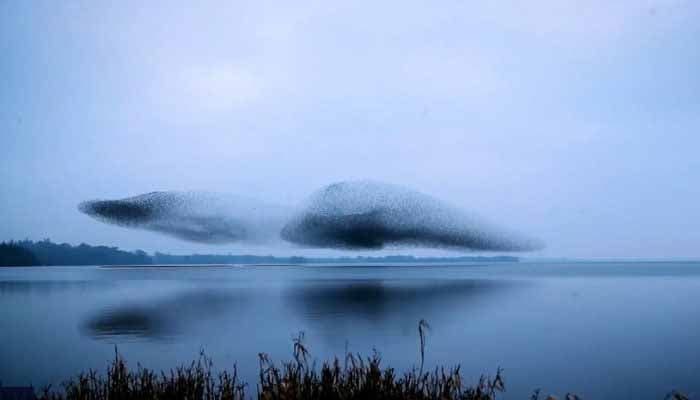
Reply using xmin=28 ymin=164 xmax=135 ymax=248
xmin=33 ymin=321 xmax=689 ymax=400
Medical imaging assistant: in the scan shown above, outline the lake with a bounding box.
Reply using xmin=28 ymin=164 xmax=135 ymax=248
xmin=1 ymin=262 xmax=699 ymax=399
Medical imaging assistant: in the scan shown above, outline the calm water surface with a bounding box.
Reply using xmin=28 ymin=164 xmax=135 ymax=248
xmin=1 ymin=262 xmax=699 ymax=399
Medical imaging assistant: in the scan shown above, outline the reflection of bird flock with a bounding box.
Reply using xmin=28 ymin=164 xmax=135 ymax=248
xmin=79 ymin=181 xmax=543 ymax=252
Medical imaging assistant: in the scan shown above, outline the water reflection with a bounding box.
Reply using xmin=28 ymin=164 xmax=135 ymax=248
xmin=284 ymin=279 xmax=523 ymax=342
xmin=0 ymin=280 xmax=109 ymax=295
xmin=82 ymin=289 xmax=250 ymax=340
xmin=80 ymin=279 xmax=521 ymax=342
xmin=287 ymin=279 xmax=514 ymax=318
xmin=4 ymin=265 xmax=700 ymax=399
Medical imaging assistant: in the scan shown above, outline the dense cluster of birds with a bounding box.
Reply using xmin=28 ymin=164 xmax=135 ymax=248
xmin=79 ymin=181 xmax=543 ymax=252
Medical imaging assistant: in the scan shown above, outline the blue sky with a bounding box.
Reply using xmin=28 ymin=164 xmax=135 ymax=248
xmin=1 ymin=0 xmax=699 ymax=258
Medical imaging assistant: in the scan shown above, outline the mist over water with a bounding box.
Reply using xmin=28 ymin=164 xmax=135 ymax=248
xmin=2 ymin=262 xmax=699 ymax=399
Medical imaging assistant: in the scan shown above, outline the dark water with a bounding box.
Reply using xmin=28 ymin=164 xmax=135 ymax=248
xmin=1 ymin=262 xmax=699 ymax=399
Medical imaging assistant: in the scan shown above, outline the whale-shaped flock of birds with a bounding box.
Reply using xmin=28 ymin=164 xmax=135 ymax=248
xmin=79 ymin=181 xmax=543 ymax=252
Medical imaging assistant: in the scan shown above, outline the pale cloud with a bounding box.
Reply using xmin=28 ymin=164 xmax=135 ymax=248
xmin=146 ymin=64 xmax=267 ymax=118
xmin=478 ymin=0 xmax=693 ymax=39
xmin=125 ymin=0 xmax=699 ymax=124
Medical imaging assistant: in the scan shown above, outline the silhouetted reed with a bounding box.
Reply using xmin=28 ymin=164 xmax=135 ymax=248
xmin=35 ymin=321 xmax=510 ymax=400
xmin=32 ymin=322 xmax=689 ymax=400
xmin=38 ymin=348 xmax=246 ymax=400
xmin=254 ymin=329 xmax=505 ymax=400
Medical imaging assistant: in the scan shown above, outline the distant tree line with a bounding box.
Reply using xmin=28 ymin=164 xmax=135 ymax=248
xmin=0 ymin=241 xmax=40 ymax=266
xmin=0 ymin=239 xmax=151 ymax=266
xmin=0 ymin=239 xmax=518 ymax=267
xmin=151 ymin=252 xmax=308 ymax=265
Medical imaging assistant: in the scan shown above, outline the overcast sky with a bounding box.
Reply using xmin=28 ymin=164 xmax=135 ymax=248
xmin=1 ymin=0 xmax=699 ymax=258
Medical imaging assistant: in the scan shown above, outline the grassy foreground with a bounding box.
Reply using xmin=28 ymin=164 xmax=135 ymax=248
xmin=37 ymin=348 xmax=507 ymax=400
xmin=35 ymin=323 xmax=688 ymax=400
